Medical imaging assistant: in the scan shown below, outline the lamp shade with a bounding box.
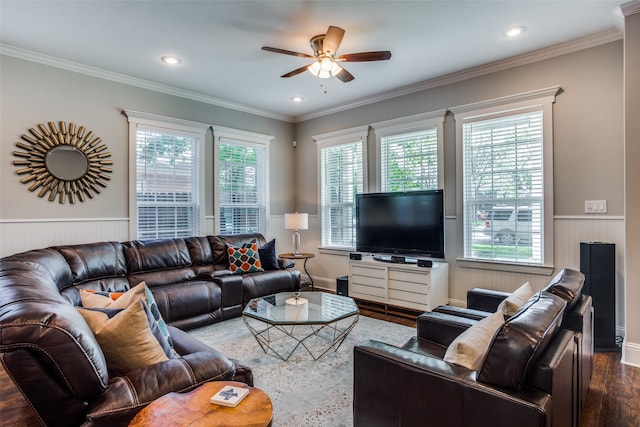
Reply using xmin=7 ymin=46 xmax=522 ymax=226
xmin=284 ymin=212 xmax=308 ymax=230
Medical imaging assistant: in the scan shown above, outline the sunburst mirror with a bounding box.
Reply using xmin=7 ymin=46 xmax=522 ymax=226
xmin=12 ymin=121 xmax=112 ymax=204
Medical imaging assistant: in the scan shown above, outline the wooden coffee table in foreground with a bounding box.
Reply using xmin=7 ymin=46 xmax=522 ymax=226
xmin=129 ymin=381 xmax=272 ymax=427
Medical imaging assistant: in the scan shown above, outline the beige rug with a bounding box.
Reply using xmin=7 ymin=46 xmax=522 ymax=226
xmin=188 ymin=314 xmax=415 ymax=426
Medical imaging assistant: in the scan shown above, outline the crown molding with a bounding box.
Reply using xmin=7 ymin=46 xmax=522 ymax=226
xmin=296 ymin=29 xmax=622 ymax=123
xmin=1 ymin=27 xmax=623 ymax=125
xmin=621 ymin=0 xmax=640 ymax=17
xmin=0 ymin=44 xmax=294 ymax=123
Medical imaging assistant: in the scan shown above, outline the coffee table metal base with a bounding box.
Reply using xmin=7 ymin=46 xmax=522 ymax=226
xmin=242 ymin=315 xmax=359 ymax=361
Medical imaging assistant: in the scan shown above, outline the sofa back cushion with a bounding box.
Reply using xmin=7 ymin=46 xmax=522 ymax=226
xmin=53 ymin=242 xmax=129 ymax=293
xmin=123 ymin=239 xmax=195 ymax=287
xmin=542 ymin=268 xmax=585 ymax=309
xmin=477 ymin=291 xmax=566 ymax=389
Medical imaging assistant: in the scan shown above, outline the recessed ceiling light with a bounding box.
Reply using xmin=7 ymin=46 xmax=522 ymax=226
xmin=161 ymin=55 xmax=182 ymax=65
xmin=290 ymin=96 xmax=304 ymax=103
xmin=505 ymin=26 xmax=526 ymax=38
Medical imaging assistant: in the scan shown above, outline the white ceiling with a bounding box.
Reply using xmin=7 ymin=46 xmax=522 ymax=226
xmin=0 ymin=1 xmax=626 ymax=122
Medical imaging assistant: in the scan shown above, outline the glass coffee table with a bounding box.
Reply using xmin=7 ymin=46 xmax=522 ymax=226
xmin=242 ymin=292 xmax=359 ymax=361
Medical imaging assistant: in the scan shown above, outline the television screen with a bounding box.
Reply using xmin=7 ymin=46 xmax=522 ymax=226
xmin=356 ymin=190 xmax=445 ymax=259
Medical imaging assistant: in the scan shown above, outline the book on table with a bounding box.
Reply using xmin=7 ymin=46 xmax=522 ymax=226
xmin=210 ymin=385 xmax=250 ymax=407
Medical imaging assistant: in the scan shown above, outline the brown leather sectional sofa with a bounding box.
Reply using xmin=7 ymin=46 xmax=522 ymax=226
xmin=353 ymin=268 xmax=593 ymax=427
xmin=0 ymin=233 xmax=300 ymax=426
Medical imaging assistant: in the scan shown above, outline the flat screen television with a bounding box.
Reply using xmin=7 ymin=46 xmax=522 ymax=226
xmin=356 ymin=189 xmax=445 ymax=260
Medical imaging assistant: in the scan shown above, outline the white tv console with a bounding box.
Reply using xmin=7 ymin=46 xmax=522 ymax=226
xmin=348 ymin=258 xmax=449 ymax=312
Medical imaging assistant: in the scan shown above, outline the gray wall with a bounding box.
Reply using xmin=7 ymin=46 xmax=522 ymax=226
xmin=0 ymin=56 xmax=296 ymax=244
xmin=292 ymin=40 xmax=631 ymax=362
xmin=294 ymin=41 xmax=624 ymax=217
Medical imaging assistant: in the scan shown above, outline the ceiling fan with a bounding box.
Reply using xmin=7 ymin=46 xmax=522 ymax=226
xmin=262 ymin=26 xmax=391 ymax=83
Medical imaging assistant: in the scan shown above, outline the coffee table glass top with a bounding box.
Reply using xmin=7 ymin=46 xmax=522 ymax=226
xmin=243 ymin=291 xmax=359 ymax=325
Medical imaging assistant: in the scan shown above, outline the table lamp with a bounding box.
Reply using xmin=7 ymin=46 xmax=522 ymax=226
xmin=284 ymin=212 xmax=308 ymax=255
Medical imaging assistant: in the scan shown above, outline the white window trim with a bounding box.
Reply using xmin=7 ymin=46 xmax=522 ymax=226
xmin=211 ymin=125 xmax=272 ymax=235
xmin=314 ymin=125 xmax=369 ymax=250
xmin=451 ymin=87 xmax=559 ymax=274
xmin=371 ymin=109 xmax=446 ymax=192
xmin=125 ymin=110 xmax=208 ymax=239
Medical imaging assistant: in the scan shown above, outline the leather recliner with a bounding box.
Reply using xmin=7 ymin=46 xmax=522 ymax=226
xmin=354 ymin=285 xmax=588 ymax=427
xmin=433 ymin=268 xmax=593 ymax=423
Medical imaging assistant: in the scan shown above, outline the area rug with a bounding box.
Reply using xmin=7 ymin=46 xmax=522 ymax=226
xmin=188 ymin=315 xmax=415 ymax=426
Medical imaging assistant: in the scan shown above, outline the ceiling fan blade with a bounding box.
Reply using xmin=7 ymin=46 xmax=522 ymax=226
xmin=337 ymin=51 xmax=392 ymax=62
xmin=323 ymin=26 xmax=345 ymax=54
xmin=335 ymin=66 xmax=355 ymax=83
xmin=262 ymin=46 xmax=314 ymax=59
xmin=281 ymin=64 xmax=311 ymax=78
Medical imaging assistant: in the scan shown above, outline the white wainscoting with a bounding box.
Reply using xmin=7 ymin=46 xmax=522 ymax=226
xmin=0 ymin=218 xmax=130 ymax=257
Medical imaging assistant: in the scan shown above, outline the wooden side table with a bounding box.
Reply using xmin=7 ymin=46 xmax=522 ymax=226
xmin=129 ymin=381 xmax=272 ymax=427
xmin=278 ymin=252 xmax=316 ymax=290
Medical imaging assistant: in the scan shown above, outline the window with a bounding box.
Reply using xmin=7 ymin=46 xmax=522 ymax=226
xmin=372 ymin=111 xmax=445 ymax=192
xmin=126 ymin=111 xmax=207 ymax=239
xmin=453 ymin=88 xmax=558 ymax=269
xmin=314 ymin=126 xmax=368 ymax=249
xmin=212 ymin=126 xmax=271 ymax=235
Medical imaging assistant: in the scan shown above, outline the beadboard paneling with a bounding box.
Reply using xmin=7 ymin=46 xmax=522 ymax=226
xmin=0 ymin=218 xmax=130 ymax=257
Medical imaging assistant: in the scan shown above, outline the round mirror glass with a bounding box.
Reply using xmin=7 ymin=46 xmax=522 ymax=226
xmin=45 ymin=145 xmax=89 ymax=181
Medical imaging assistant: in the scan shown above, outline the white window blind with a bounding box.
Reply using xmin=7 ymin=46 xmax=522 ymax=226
xmin=217 ymin=139 xmax=266 ymax=235
xmin=381 ymin=128 xmax=438 ymax=192
xmin=320 ymin=140 xmax=364 ymax=248
xmin=462 ymin=110 xmax=544 ymax=264
xmin=135 ymin=128 xmax=200 ymax=239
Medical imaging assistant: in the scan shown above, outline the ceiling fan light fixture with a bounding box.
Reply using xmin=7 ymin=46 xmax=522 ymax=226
xmin=308 ymin=60 xmax=321 ymax=76
xmin=318 ymin=69 xmax=332 ymax=79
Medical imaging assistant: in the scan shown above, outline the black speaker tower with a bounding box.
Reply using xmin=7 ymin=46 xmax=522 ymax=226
xmin=580 ymin=242 xmax=618 ymax=351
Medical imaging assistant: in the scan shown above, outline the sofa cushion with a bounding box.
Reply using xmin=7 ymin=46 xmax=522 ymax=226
xmin=542 ymin=268 xmax=585 ymax=309
xmin=497 ymin=281 xmax=535 ymax=316
xmin=78 ymin=300 xmax=169 ymax=374
xmin=443 ymin=311 xmax=504 ymax=370
xmin=227 ymin=242 xmax=264 ymax=274
xmin=53 ymin=242 xmax=129 ymax=291
xmin=478 ymin=291 xmax=566 ymax=389
xmin=258 ymin=239 xmax=279 ymax=271
xmin=80 ymin=283 xmax=177 ymax=358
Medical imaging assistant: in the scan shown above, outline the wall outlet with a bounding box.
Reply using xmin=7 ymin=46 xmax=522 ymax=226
xmin=585 ymin=200 xmax=607 ymax=213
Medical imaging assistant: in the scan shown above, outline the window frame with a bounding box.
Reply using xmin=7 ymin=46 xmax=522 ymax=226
xmin=314 ymin=125 xmax=369 ymax=250
xmin=371 ymin=110 xmax=446 ymax=193
xmin=126 ymin=110 xmax=208 ymax=240
xmin=212 ymin=125 xmax=272 ymax=236
xmin=452 ymin=87 xmax=559 ymax=274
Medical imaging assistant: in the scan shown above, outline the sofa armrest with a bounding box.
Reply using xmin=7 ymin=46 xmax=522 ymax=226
xmin=416 ymin=311 xmax=477 ymax=346
xmin=467 ymin=288 xmax=511 ymax=312
xmin=168 ymin=326 xmax=254 ymax=386
xmin=85 ymin=351 xmax=236 ymax=426
xmin=433 ymin=304 xmax=493 ymax=321
xmin=210 ymin=273 xmax=244 ymax=310
xmin=278 ymin=258 xmax=295 ymax=270
xmin=196 ymin=269 xmax=232 ymax=280
xmin=354 ymin=340 xmax=552 ymax=427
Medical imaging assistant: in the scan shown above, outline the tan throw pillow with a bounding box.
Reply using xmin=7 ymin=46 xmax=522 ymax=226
xmin=80 ymin=283 xmax=177 ymax=359
xmin=443 ymin=311 xmax=505 ymax=371
xmin=78 ymin=300 xmax=168 ymax=374
xmin=80 ymin=282 xmax=147 ymax=309
xmin=497 ymin=281 xmax=535 ymax=316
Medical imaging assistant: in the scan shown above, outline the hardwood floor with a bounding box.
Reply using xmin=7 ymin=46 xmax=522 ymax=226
xmin=1 ymin=309 xmax=639 ymax=427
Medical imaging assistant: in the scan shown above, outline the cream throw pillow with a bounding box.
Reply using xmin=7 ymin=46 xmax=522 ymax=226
xmin=78 ymin=300 xmax=168 ymax=374
xmin=443 ymin=311 xmax=505 ymax=371
xmin=80 ymin=283 xmax=147 ymax=309
xmin=497 ymin=281 xmax=535 ymax=316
